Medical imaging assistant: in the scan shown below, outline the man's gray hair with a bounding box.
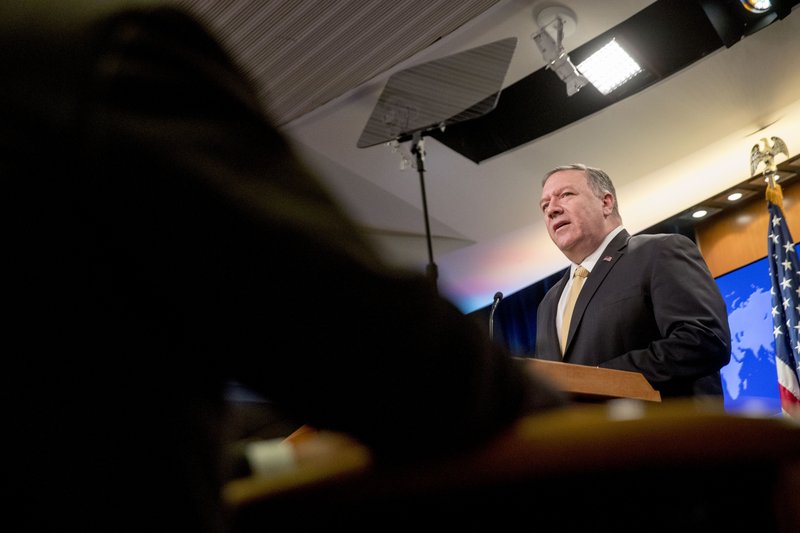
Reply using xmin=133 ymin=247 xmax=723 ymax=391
xmin=542 ymin=163 xmax=620 ymax=217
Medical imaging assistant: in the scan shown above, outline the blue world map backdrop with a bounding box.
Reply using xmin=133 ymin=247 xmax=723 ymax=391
xmin=715 ymin=254 xmax=782 ymax=415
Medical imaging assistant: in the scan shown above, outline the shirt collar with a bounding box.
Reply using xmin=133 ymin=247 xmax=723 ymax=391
xmin=572 ymin=225 xmax=624 ymax=275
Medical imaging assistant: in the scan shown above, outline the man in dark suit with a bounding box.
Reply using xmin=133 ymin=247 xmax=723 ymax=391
xmin=534 ymin=164 xmax=731 ymax=398
xmin=2 ymin=2 xmax=565 ymax=532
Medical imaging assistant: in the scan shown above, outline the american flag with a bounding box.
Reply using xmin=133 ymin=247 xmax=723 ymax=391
xmin=766 ymin=183 xmax=800 ymax=417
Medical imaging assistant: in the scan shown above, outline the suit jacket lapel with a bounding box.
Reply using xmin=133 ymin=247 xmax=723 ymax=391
xmin=540 ymin=270 xmax=570 ymax=361
xmin=564 ymin=230 xmax=630 ymax=354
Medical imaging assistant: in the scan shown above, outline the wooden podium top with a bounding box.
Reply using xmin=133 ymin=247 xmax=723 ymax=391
xmin=523 ymin=358 xmax=661 ymax=402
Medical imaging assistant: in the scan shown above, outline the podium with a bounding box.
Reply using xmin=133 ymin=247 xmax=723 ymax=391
xmin=522 ymin=358 xmax=661 ymax=402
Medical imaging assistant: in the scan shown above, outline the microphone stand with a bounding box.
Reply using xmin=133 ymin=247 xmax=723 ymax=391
xmin=489 ymin=292 xmax=503 ymax=342
xmin=410 ymin=131 xmax=438 ymax=289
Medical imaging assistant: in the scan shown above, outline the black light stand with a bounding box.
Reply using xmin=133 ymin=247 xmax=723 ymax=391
xmin=410 ymin=132 xmax=438 ymax=286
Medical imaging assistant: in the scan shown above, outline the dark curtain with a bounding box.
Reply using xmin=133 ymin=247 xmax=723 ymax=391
xmin=468 ymin=268 xmax=566 ymax=356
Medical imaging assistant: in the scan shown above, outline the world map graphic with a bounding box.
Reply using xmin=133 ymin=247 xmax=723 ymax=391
xmin=715 ymin=257 xmax=781 ymax=415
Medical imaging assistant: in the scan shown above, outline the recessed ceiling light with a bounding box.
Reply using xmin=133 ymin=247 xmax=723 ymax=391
xmin=692 ymin=209 xmax=709 ymax=219
xmin=727 ymin=192 xmax=743 ymax=201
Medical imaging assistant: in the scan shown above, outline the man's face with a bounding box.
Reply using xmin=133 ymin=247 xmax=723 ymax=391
xmin=539 ymin=169 xmax=612 ymax=263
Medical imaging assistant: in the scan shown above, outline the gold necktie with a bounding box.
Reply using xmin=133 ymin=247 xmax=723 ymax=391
xmin=560 ymin=266 xmax=589 ymax=355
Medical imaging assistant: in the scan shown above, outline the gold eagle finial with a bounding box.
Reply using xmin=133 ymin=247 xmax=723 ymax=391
xmin=750 ymin=136 xmax=789 ymax=177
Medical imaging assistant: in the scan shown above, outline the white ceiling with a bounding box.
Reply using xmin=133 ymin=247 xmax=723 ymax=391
xmin=182 ymin=0 xmax=800 ymax=313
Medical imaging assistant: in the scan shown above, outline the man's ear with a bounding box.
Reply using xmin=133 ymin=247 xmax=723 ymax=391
xmin=602 ymin=193 xmax=614 ymax=215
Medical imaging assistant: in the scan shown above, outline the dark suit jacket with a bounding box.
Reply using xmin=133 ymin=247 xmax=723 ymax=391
xmin=2 ymin=2 xmax=564 ymax=532
xmin=535 ymin=230 xmax=731 ymax=398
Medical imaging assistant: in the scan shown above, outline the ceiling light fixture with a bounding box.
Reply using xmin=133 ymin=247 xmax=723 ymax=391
xmin=701 ymin=0 xmax=792 ymax=47
xmin=679 ymin=205 xmax=722 ymax=223
xmin=576 ymin=39 xmax=643 ymax=95
xmin=727 ymin=192 xmax=744 ymax=201
xmin=740 ymin=0 xmax=773 ymax=13
xmin=531 ymin=5 xmax=588 ymax=96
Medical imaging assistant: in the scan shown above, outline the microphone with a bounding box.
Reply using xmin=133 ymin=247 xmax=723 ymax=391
xmin=489 ymin=291 xmax=503 ymax=342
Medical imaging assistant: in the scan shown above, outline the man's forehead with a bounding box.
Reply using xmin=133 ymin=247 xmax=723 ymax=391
xmin=541 ymin=172 xmax=584 ymax=195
